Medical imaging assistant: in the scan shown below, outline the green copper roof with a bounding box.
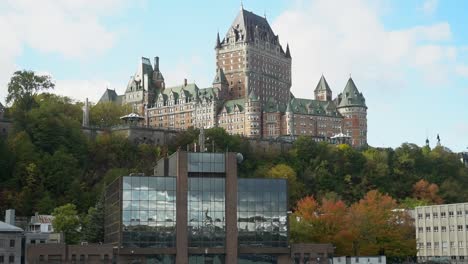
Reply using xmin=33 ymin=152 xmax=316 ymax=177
xmin=314 ymin=75 xmax=332 ymax=92
xmin=222 ymin=98 xmax=245 ymax=113
xmin=264 ymin=97 xmax=286 ymax=113
xmin=337 ymin=78 xmax=366 ymax=108
xmin=157 ymin=83 xmax=220 ymax=104
xmin=213 ymin=68 xmax=228 ymax=85
xmin=288 ymin=98 xmax=342 ymax=117
xmin=248 ymin=90 xmax=259 ymax=101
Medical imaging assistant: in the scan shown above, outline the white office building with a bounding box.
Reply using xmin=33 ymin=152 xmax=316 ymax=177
xmin=415 ymin=203 xmax=468 ymax=263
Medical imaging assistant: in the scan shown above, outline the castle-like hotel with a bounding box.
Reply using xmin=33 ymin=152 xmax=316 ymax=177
xmin=99 ymin=7 xmax=367 ymax=147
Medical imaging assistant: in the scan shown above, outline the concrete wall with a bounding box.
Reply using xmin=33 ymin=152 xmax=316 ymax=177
xmin=26 ymin=244 xmax=114 ymax=264
xmin=0 ymin=232 xmax=23 ymax=264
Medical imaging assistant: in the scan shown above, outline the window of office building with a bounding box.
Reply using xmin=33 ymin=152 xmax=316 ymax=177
xmin=145 ymin=255 xmax=175 ymax=263
xmin=237 ymin=179 xmax=288 ymax=247
xmin=188 ymin=153 xmax=225 ymax=174
xmin=238 ymin=254 xmax=277 ymax=264
xmin=121 ymin=176 xmax=176 ymax=248
xmin=188 ymin=177 xmax=225 ymax=247
xmin=189 ymin=255 xmax=225 ymax=264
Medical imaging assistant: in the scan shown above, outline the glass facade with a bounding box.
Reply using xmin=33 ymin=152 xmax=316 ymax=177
xmin=189 ymin=254 xmax=225 ymax=264
xmin=237 ymin=179 xmax=288 ymax=247
xmin=188 ymin=177 xmax=226 ymax=247
xmin=238 ymin=255 xmax=278 ymax=264
xmin=122 ymin=176 xmax=176 ymax=248
xmin=188 ymin=153 xmax=225 ymax=173
xmin=145 ymin=255 xmax=175 ymax=264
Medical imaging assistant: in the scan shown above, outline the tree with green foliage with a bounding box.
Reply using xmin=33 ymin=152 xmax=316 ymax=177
xmin=81 ymin=194 xmax=104 ymax=243
xmin=7 ymin=70 xmax=55 ymax=111
xmin=89 ymin=102 xmax=131 ymax=127
xmin=52 ymin=203 xmax=81 ymax=244
xmin=266 ymin=164 xmax=304 ymax=208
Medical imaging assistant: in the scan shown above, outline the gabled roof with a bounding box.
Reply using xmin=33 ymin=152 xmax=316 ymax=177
xmin=161 ymin=83 xmax=199 ymax=100
xmin=221 ymin=99 xmax=245 ymax=113
xmin=314 ymin=75 xmax=332 ymax=93
xmin=125 ymin=57 xmax=155 ymax=93
xmin=0 ymin=221 xmax=23 ymax=232
xmin=30 ymin=214 xmax=53 ymax=224
xmin=99 ymin=89 xmax=120 ymax=104
xmin=337 ymin=78 xmax=366 ymax=108
xmin=288 ymin=98 xmax=342 ymax=117
xmin=248 ymin=90 xmax=259 ymax=101
xmin=264 ymin=97 xmax=286 ymax=113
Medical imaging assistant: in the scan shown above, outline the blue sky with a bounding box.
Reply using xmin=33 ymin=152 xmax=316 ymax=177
xmin=1 ymin=0 xmax=467 ymax=152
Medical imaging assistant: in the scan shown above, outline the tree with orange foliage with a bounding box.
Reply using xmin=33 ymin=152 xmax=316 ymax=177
xmin=291 ymin=191 xmax=416 ymax=259
xmin=291 ymin=196 xmax=350 ymax=255
xmin=412 ymin=179 xmax=443 ymax=204
xmin=348 ymin=190 xmax=415 ymax=258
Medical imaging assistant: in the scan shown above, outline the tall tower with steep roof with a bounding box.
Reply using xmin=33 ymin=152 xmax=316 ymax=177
xmin=314 ymin=75 xmax=332 ymax=101
xmin=336 ymin=77 xmax=367 ymax=147
xmin=215 ymin=6 xmax=292 ymax=105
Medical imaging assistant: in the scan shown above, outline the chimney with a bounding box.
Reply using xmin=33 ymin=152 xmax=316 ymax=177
xmin=154 ymin=57 xmax=159 ymax=71
xmin=5 ymin=209 xmax=15 ymax=226
xmin=184 ymin=78 xmax=187 ymax=87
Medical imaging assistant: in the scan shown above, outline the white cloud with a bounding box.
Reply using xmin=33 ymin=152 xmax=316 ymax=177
xmin=164 ymin=55 xmax=211 ymax=88
xmin=0 ymin=0 xmax=133 ymax=105
xmin=272 ymin=0 xmax=458 ymax=99
xmin=419 ymin=0 xmax=438 ymax=15
xmin=456 ymin=65 xmax=468 ymax=77
xmin=54 ymin=79 xmax=120 ymax=104
xmin=272 ymin=0 xmax=466 ymax=148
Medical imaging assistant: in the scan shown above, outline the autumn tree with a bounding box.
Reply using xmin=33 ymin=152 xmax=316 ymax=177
xmin=348 ymin=190 xmax=415 ymax=258
xmin=291 ymin=196 xmax=350 ymax=255
xmin=412 ymin=179 xmax=443 ymax=204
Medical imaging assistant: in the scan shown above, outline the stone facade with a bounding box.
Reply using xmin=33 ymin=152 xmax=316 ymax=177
xmin=98 ymin=7 xmax=368 ymax=147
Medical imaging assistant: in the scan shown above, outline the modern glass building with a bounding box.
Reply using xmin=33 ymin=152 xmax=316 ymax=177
xmin=105 ymin=151 xmax=330 ymax=264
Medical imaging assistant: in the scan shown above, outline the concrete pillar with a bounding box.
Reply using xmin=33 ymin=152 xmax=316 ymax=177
xmin=176 ymin=151 xmax=188 ymax=264
xmin=225 ymin=153 xmax=238 ymax=264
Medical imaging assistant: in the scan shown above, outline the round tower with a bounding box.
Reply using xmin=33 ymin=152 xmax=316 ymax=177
xmin=336 ymin=77 xmax=367 ymax=147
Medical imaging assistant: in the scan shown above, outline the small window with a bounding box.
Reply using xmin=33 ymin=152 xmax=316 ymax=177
xmin=8 ymin=256 xmax=14 ymax=263
xmin=9 ymin=240 xmax=14 ymax=248
xmin=39 ymin=255 xmax=45 ymax=261
xmin=0 ymin=256 xmax=4 ymax=263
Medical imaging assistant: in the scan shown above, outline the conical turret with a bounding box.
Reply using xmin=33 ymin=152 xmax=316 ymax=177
xmin=336 ymin=77 xmax=367 ymax=148
xmin=337 ymin=77 xmax=366 ymax=108
xmin=314 ymin=75 xmax=332 ymax=101
xmin=285 ymin=44 xmax=291 ymax=58
xmin=215 ymin=32 xmax=222 ymax=49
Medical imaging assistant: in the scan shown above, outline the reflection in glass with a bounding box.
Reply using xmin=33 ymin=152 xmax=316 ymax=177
xmin=121 ymin=176 xmax=176 ymax=248
xmin=238 ymin=254 xmax=277 ymax=264
xmin=237 ymin=179 xmax=288 ymax=247
xmin=189 ymin=254 xmax=225 ymax=264
xmin=188 ymin=178 xmax=226 ymax=248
